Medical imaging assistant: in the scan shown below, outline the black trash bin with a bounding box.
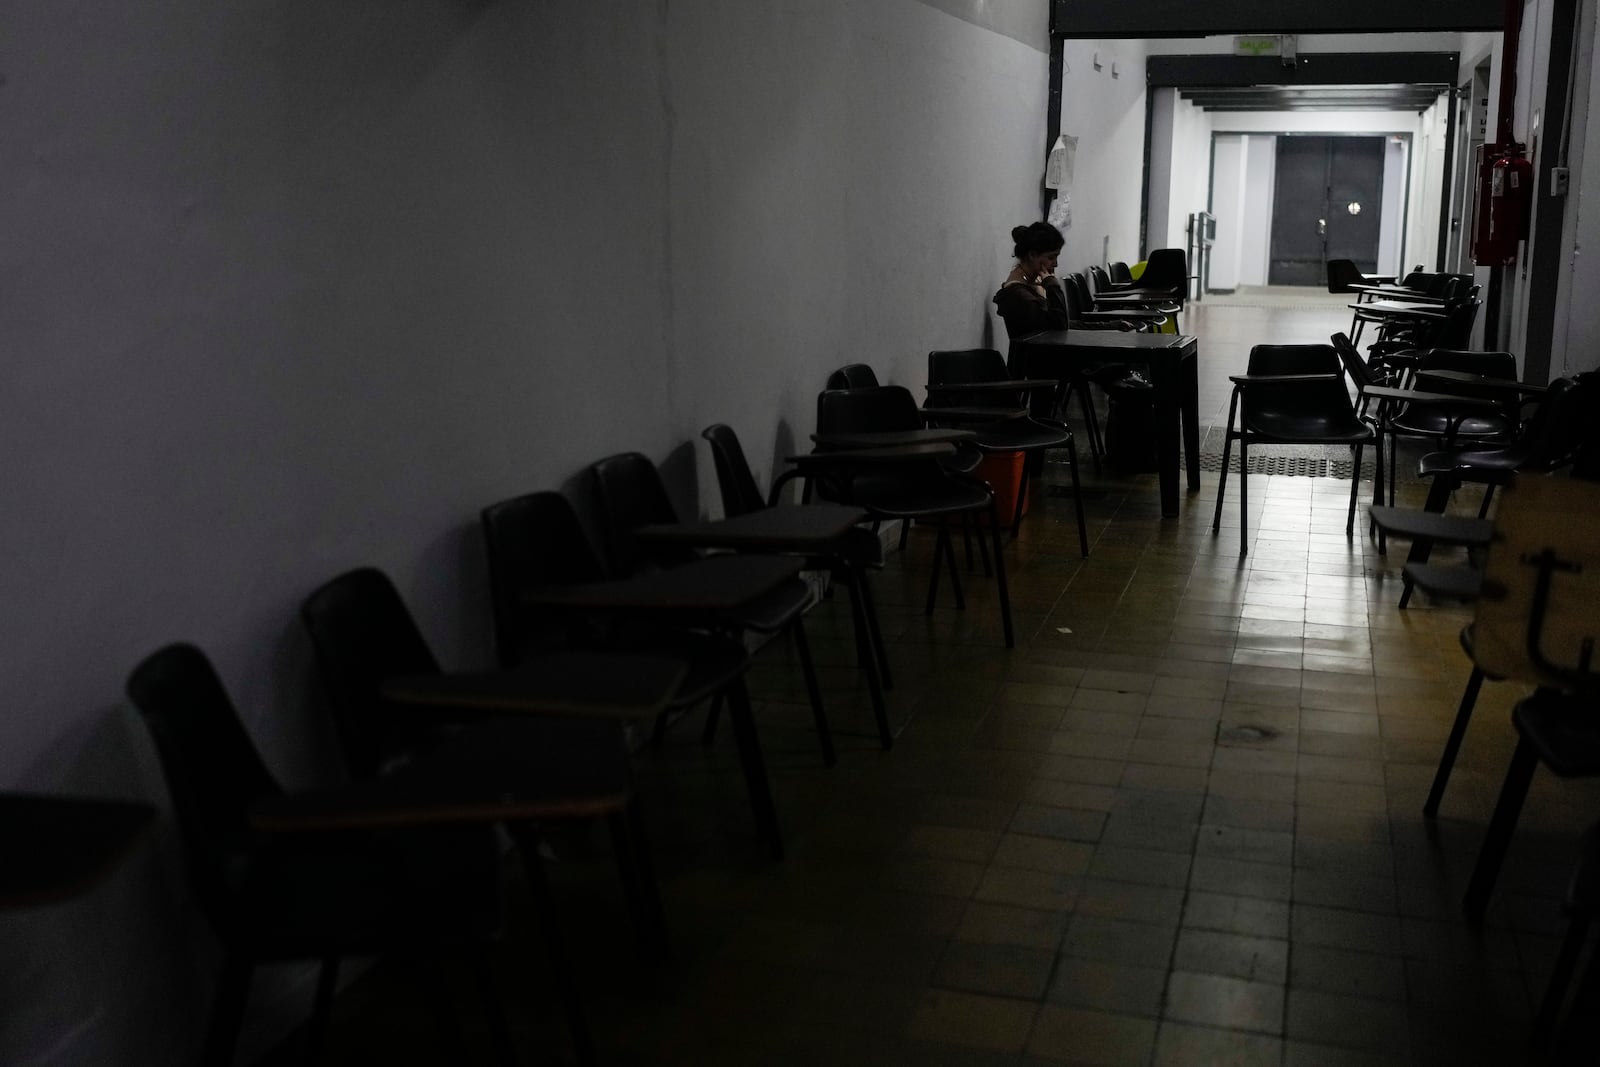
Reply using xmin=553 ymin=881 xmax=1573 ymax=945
xmin=1102 ymin=373 xmax=1159 ymax=472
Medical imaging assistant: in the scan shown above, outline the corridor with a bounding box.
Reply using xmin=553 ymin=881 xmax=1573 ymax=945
xmin=270 ymin=297 xmax=1598 ymax=1066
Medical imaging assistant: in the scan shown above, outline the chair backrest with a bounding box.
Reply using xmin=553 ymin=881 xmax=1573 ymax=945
xmin=701 ymin=424 xmax=768 ymax=517
xmin=1138 ymin=249 xmax=1187 ymax=295
xmin=816 ymin=385 xmax=924 ymax=436
xmin=1326 ymin=259 xmax=1364 ymax=293
xmin=1247 ymin=344 xmax=1342 ymax=377
xmin=927 ymin=349 xmax=1015 ymax=411
xmin=300 ymin=568 xmax=441 ymax=780
xmin=481 ymin=491 xmax=609 ymax=667
xmin=1087 ymin=265 xmax=1114 ymax=296
xmin=1331 ymin=332 xmax=1382 ymax=390
xmin=1511 ymin=373 xmax=1600 ymax=473
xmin=126 ymin=643 xmax=280 ymax=918
xmin=1063 ymin=273 xmax=1091 ymax=317
xmin=1109 ymin=261 xmax=1133 ymax=285
xmin=826 ymin=364 xmax=880 ymax=391
xmin=587 ymin=452 xmax=689 ymax=579
xmin=1415 ymin=348 xmax=1517 ymax=382
xmin=1435 ymin=299 xmax=1482 ymax=349
xmin=1243 ymin=344 xmax=1354 ymax=417
xmin=927 ymin=348 xmax=1007 ymax=386
xmin=1399 ymin=270 xmax=1434 ymax=290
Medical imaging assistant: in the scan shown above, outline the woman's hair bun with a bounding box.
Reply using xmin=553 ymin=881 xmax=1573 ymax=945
xmin=1010 ymin=225 xmax=1031 ymax=243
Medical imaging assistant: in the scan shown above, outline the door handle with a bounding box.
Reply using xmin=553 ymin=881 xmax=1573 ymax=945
xmin=1317 ymin=218 xmax=1327 ymax=237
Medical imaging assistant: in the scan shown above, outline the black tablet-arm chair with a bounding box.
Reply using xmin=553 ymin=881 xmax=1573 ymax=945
xmin=480 ymin=490 xmax=788 ymax=853
xmin=924 ymin=347 xmax=1089 ymax=554
xmin=1211 ymin=343 xmax=1382 ymax=557
xmin=298 ymin=570 xmax=670 ymax=967
xmin=808 ymin=385 xmax=1015 ymax=647
xmin=701 ymin=422 xmax=896 ymax=745
xmin=1327 ymin=258 xmax=1396 ymax=294
xmin=1368 ymin=296 xmax=1481 ymax=379
xmin=127 ymin=643 xmax=514 ymax=1067
xmin=586 ymin=451 xmax=834 ymax=763
xmin=1377 ymin=348 xmax=1524 ymax=506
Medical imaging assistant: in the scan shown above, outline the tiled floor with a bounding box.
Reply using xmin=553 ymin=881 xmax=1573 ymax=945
xmin=266 ymin=290 xmax=1600 ymax=1065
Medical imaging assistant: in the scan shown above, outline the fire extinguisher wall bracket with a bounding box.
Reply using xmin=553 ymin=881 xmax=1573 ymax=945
xmin=1470 ymin=141 xmax=1534 ymax=266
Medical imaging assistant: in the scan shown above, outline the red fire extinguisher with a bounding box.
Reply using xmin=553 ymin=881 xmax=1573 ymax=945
xmin=1470 ymin=141 xmax=1534 ymax=266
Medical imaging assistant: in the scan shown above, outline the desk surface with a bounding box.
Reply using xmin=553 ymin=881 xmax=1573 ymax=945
xmin=1017 ymin=330 xmax=1194 ymax=352
xmin=524 ymin=554 xmax=804 ymax=615
xmin=634 ymin=504 xmax=868 ymax=551
xmin=787 ymin=442 xmax=957 ymax=465
xmin=811 ymin=427 xmax=977 ymax=449
xmin=1 ymin=793 xmax=155 ymax=908
xmin=252 ymin=718 xmax=631 ymax=833
xmin=1350 ymin=284 xmax=1445 ymax=304
xmin=1349 ymin=300 xmax=1447 ymax=319
xmin=382 ymin=652 xmax=688 ymax=719
xmin=1415 ymin=369 xmax=1546 ymax=396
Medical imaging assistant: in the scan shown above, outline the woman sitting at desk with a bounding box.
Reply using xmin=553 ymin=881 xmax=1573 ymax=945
xmin=992 ymin=222 xmax=1070 ymax=339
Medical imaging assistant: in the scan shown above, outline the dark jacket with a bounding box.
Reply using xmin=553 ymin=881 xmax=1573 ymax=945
xmin=993 ymin=277 xmax=1070 ymax=340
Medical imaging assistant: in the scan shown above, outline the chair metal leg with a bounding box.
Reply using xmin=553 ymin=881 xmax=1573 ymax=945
xmin=1009 ymin=469 xmax=1028 ymax=540
xmin=1211 ymin=432 xmax=1233 ymax=534
xmin=1388 ymin=430 xmax=1399 ymax=507
xmin=467 ymin=949 xmax=520 ymax=1067
xmin=924 ymin=524 xmax=947 ymax=616
xmin=1345 ymin=443 xmax=1363 ymax=536
xmin=412 ymin=953 xmax=467 ymax=1055
xmin=942 ymin=523 xmax=967 ymax=609
xmin=700 ymin=694 xmax=723 ymax=747
xmin=608 ymin=800 xmax=669 ymax=958
xmin=512 ymin=826 xmax=597 ymax=1067
xmin=1065 ymin=438 xmax=1089 ymax=557
xmin=988 ymin=500 xmax=1015 ymax=649
xmin=843 ymin=568 xmax=892 ymax=749
xmin=203 ymin=954 xmax=253 ymax=1067
xmin=852 ymin=567 xmax=893 ymax=690
xmin=1212 ymin=393 xmax=1240 ymax=537
xmin=1478 ymin=483 xmax=1497 ymax=519
xmin=303 ymin=956 xmax=340 ymax=1067
xmin=974 ymin=512 xmax=992 ymax=576
xmin=789 ymin=618 xmax=834 ymax=767
xmin=1463 ymin=736 xmax=1540 ymax=925
xmin=723 ymin=677 xmax=783 ymax=859
xmin=1079 ymin=382 xmax=1105 ymax=474
xmin=1424 ymin=666 xmax=1485 ymax=817
xmin=1237 ymin=433 xmax=1250 ymax=557
xmin=1536 ymin=914 xmax=1592 ymax=1041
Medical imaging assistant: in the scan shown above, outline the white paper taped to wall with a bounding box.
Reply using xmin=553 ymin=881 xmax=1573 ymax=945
xmin=1048 ymin=194 xmax=1072 ymax=232
xmin=1044 ymin=134 xmax=1077 ymax=191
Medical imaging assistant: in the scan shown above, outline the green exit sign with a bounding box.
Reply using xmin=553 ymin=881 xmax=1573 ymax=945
xmin=1234 ymin=36 xmax=1281 ymax=57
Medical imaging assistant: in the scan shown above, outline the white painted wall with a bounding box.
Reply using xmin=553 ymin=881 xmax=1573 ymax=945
xmin=1379 ymin=138 xmax=1408 ymax=275
xmin=1155 ymin=93 xmax=1215 ymax=253
xmin=1554 ymin=0 xmax=1600 ymax=378
xmin=0 ymin=2 xmax=1063 ymax=1062
xmin=1056 ymin=38 xmax=1151 ymax=268
xmin=1241 ymin=137 xmax=1277 ymax=284
xmin=1208 ymin=134 xmax=1248 ymax=289
xmin=1147 ymin=88 xmax=1176 ymax=254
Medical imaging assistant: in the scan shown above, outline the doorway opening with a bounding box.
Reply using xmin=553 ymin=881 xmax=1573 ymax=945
xmin=1268 ymin=135 xmax=1388 ymax=286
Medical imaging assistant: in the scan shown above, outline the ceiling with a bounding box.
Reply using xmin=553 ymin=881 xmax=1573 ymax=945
xmin=1179 ymin=84 xmax=1447 ymax=112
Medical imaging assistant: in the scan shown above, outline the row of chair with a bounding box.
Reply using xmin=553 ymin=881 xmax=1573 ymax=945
xmin=124 ymin=426 xmax=920 ymax=1065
